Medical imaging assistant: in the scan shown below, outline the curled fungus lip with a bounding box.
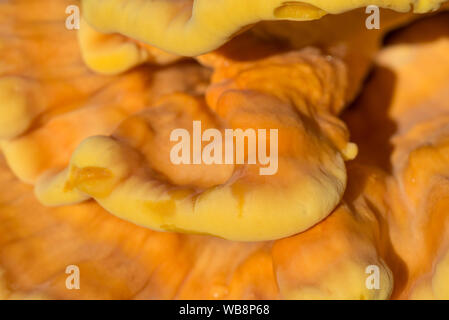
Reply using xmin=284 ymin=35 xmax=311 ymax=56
xmin=81 ymin=0 xmax=446 ymax=56
xmin=35 ymin=48 xmax=357 ymax=241
xmin=78 ymin=17 xmax=182 ymax=75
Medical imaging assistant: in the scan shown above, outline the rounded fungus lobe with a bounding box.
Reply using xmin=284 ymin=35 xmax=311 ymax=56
xmin=81 ymin=0 xmax=446 ymax=56
xmin=36 ymin=49 xmax=356 ymax=241
xmin=78 ymin=18 xmax=181 ymax=75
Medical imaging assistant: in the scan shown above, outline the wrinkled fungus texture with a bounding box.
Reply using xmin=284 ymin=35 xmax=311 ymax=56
xmin=0 ymin=0 xmax=449 ymax=300
xmin=36 ymin=48 xmax=356 ymax=241
xmin=343 ymin=13 xmax=449 ymax=299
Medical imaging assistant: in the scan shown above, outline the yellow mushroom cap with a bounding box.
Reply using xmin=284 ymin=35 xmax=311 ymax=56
xmin=35 ymin=49 xmax=355 ymax=241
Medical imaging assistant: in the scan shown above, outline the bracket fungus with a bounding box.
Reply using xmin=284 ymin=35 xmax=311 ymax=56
xmin=0 ymin=0 xmax=449 ymax=300
xmin=35 ymin=48 xmax=357 ymax=241
xmin=81 ymin=0 xmax=446 ymax=56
